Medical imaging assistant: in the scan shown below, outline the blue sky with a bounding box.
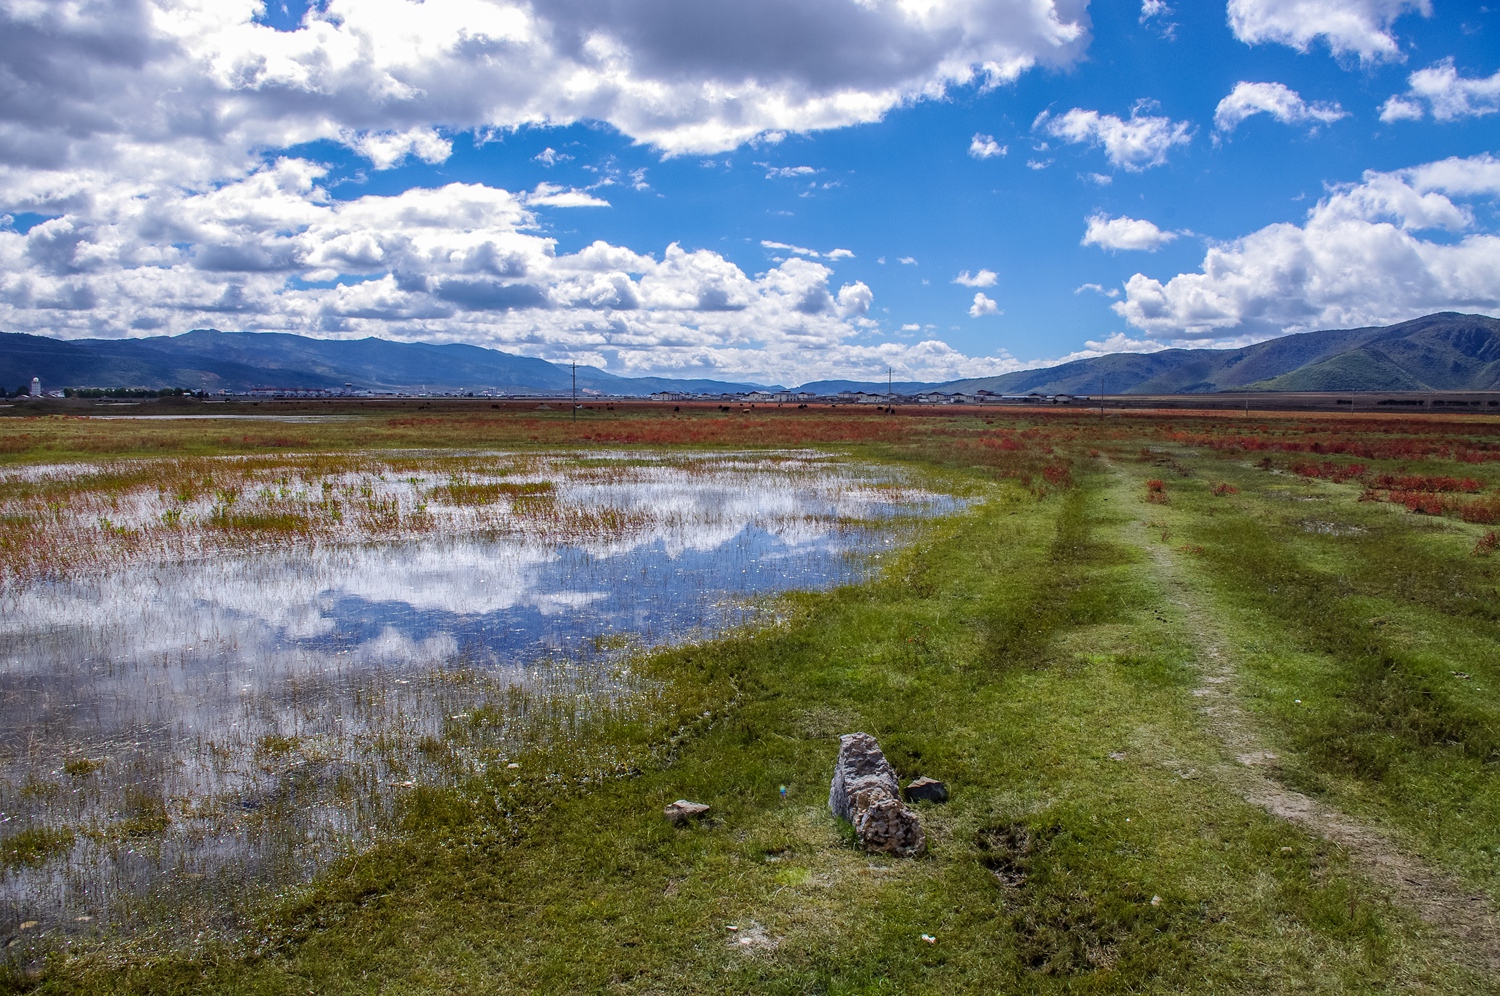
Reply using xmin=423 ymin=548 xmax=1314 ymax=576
xmin=0 ymin=0 xmax=1497 ymax=385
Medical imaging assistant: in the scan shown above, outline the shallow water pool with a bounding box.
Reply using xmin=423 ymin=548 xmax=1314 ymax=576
xmin=0 ymin=450 xmax=955 ymax=944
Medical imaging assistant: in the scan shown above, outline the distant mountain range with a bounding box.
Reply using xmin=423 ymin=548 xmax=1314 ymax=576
xmin=0 ymin=329 xmax=769 ymax=396
xmin=946 ymin=312 xmax=1500 ymax=396
xmin=2 ymin=312 xmax=1497 ymax=397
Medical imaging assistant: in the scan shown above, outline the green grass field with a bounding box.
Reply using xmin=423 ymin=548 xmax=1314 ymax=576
xmin=3 ymin=402 xmax=1499 ymax=993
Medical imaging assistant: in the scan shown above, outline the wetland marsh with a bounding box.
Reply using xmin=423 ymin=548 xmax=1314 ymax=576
xmin=0 ymin=446 xmax=952 ymax=950
xmin=0 ymin=400 xmax=1498 ymax=994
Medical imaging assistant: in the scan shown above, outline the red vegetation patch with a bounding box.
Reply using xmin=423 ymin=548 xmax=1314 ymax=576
xmin=1474 ymin=531 xmax=1499 ymax=557
xmin=1160 ymin=417 xmax=1500 ymax=466
xmin=1211 ymin=482 xmax=1239 ymax=496
xmin=1042 ymin=463 xmax=1074 ymax=488
xmin=1389 ymin=490 xmax=1449 ymax=515
xmin=1456 ymin=497 xmax=1500 ymax=525
xmin=1370 ymin=474 xmax=1481 ymax=493
xmin=1362 ymin=490 xmax=1500 ymax=523
xmin=1290 ymin=461 xmax=1367 ymax=483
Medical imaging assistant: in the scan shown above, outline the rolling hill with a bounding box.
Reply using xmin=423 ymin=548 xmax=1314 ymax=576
xmin=1 ymin=312 xmax=1497 ymax=397
xmin=0 ymin=329 xmax=768 ymax=396
xmin=945 ymin=312 xmax=1500 ymax=396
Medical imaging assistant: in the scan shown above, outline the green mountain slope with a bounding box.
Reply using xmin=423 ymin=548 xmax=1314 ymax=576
xmin=946 ymin=312 xmax=1500 ymax=395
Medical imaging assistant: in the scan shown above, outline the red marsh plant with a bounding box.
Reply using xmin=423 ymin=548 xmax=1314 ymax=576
xmin=1370 ymin=473 xmax=1482 ymax=493
xmin=1290 ymin=460 xmax=1368 ymax=483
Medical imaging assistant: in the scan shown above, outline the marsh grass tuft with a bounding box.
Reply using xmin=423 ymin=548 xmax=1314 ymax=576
xmin=1 ymin=827 xmax=75 ymax=870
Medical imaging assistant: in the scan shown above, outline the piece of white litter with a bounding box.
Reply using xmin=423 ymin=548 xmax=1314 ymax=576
xmin=507 ymin=762 xmax=521 ymax=769
xmin=1150 ymin=895 xmax=1162 ymax=906
xmin=727 ymin=925 xmax=739 ymax=931
xmin=921 ymin=934 xmax=936 ymax=944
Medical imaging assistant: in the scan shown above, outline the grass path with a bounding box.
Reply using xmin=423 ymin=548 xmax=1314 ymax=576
xmin=1107 ymin=459 xmax=1500 ymax=972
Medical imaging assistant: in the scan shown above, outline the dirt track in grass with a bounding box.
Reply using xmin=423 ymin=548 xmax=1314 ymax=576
xmin=1116 ymin=465 xmax=1500 ymax=972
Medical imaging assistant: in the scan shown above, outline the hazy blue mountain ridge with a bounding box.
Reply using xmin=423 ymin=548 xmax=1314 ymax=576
xmin=0 ymin=330 xmax=772 ymax=396
xmin=2 ymin=313 xmax=1497 ymax=397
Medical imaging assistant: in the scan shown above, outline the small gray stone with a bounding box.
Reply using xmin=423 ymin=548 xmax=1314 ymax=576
xmin=829 ymin=732 xmax=925 ymax=857
xmin=905 ymin=777 xmax=948 ymax=803
xmin=664 ymin=799 xmax=710 ymax=825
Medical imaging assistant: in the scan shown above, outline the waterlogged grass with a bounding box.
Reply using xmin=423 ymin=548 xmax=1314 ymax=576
xmin=0 ymin=830 xmax=74 ymax=872
xmin=0 ymin=448 xmax=940 ymax=955
xmin=0 ymin=445 xmax=950 ymax=583
xmin=5 ymin=404 xmax=1500 ymax=992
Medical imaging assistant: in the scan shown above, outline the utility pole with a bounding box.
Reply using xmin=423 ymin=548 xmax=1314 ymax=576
xmin=888 ymin=366 xmax=892 ymax=404
xmin=572 ymin=362 xmax=577 ymax=422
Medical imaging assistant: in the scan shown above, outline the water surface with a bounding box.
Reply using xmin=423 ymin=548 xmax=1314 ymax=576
xmin=0 ymin=451 xmax=953 ymax=944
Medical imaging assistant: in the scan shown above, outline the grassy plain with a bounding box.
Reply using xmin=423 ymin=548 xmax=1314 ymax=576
xmin=3 ymin=400 xmax=1500 ymax=993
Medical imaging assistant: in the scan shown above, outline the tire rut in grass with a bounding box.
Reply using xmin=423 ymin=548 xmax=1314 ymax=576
xmin=1113 ymin=466 xmax=1500 ymax=972
xmin=978 ymin=484 xmax=1121 ymax=673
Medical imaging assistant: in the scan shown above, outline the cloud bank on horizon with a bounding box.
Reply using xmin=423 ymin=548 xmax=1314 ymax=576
xmin=0 ymin=0 xmax=1495 ymax=383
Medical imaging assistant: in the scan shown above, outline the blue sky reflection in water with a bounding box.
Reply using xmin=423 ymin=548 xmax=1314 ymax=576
xmin=0 ymin=452 xmax=955 ymax=940
xmin=312 ymin=525 xmax=889 ymax=664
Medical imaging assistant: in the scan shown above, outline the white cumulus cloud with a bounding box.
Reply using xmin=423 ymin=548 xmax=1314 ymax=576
xmin=1036 ymin=106 xmax=1192 ymax=171
xmin=1380 ymin=59 xmax=1500 ymax=123
xmin=0 ymin=159 xmax=1024 ymax=383
xmin=953 ymin=269 xmax=999 ymax=287
xmin=1227 ymin=0 xmax=1430 ymax=63
xmin=1214 ymin=82 xmax=1347 ymax=132
xmin=969 ymin=134 xmax=1007 ymax=159
xmin=968 ymin=292 xmax=1000 ymax=317
xmin=1081 ymin=214 xmax=1178 ymax=251
xmin=533 ymin=148 xmax=574 ymax=167
xmin=1112 ymin=154 xmax=1500 ymax=337
xmin=0 ymin=0 xmax=1095 ymax=199
xmin=349 ymin=129 xmax=454 ymax=171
